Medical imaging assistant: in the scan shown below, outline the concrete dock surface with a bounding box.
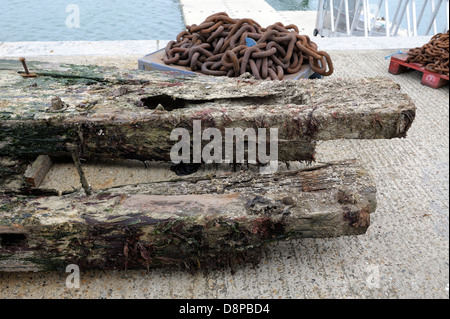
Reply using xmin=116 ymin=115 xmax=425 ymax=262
xmin=0 ymin=48 xmax=448 ymax=299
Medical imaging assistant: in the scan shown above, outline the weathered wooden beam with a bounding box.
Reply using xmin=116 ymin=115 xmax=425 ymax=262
xmin=24 ymin=155 xmax=53 ymax=187
xmin=0 ymin=157 xmax=27 ymax=194
xmin=0 ymin=160 xmax=376 ymax=272
xmin=0 ymin=60 xmax=415 ymax=163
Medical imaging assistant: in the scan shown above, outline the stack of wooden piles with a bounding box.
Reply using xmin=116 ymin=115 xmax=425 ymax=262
xmin=0 ymin=59 xmax=415 ymax=271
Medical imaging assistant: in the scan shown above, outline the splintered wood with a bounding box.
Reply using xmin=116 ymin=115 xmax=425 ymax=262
xmin=24 ymin=155 xmax=53 ymax=187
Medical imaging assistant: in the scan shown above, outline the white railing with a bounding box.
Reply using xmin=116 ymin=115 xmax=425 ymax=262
xmin=314 ymin=0 xmax=449 ymax=37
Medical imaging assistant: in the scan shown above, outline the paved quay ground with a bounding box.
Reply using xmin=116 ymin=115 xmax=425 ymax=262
xmin=179 ymin=0 xmax=318 ymax=35
xmin=0 ymin=44 xmax=448 ymax=299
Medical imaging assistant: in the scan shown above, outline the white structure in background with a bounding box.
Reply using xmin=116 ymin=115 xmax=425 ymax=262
xmin=314 ymin=0 xmax=449 ymax=37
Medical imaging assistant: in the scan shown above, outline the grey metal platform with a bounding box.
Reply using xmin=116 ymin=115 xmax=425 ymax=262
xmin=138 ymin=48 xmax=316 ymax=80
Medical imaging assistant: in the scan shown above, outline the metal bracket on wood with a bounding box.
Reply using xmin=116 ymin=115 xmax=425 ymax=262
xmin=66 ymin=143 xmax=92 ymax=196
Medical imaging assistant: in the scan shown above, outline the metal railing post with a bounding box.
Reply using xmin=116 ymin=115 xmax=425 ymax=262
xmin=350 ymin=0 xmax=363 ymax=35
xmin=446 ymin=0 xmax=449 ymax=32
xmin=393 ymin=0 xmax=409 ymax=36
xmin=390 ymin=0 xmax=403 ymax=35
xmin=431 ymin=0 xmax=437 ymax=34
xmin=412 ymin=0 xmax=418 ymax=36
xmin=385 ymin=0 xmax=391 ymax=36
xmin=416 ymin=0 xmax=428 ymax=28
xmin=369 ymin=0 xmax=384 ymax=36
xmin=363 ymin=0 xmax=369 ymax=36
xmin=315 ymin=0 xmax=325 ymax=35
xmin=330 ymin=0 xmax=336 ymax=32
xmin=406 ymin=0 xmax=412 ymax=36
xmin=426 ymin=0 xmax=443 ymax=34
xmin=345 ymin=0 xmax=351 ymax=35
xmin=334 ymin=0 xmax=345 ymax=32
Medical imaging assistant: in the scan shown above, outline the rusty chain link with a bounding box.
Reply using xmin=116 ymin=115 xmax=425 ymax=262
xmin=163 ymin=12 xmax=333 ymax=80
xmin=406 ymin=30 xmax=449 ymax=76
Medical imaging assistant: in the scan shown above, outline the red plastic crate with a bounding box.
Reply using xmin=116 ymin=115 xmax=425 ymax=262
xmin=389 ymin=53 xmax=449 ymax=89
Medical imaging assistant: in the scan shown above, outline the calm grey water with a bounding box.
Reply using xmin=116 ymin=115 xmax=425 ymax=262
xmin=0 ymin=0 xmax=185 ymax=41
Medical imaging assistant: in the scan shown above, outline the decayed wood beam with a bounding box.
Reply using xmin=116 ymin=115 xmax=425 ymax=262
xmin=67 ymin=143 xmax=92 ymax=196
xmin=0 ymin=157 xmax=28 ymax=195
xmin=0 ymin=160 xmax=376 ymax=272
xmin=0 ymin=60 xmax=415 ymax=162
xmin=24 ymin=155 xmax=53 ymax=187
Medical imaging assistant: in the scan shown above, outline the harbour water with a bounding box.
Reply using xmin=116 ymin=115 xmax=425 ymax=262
xmin=0 ymin=0 xmax=185 ymax=41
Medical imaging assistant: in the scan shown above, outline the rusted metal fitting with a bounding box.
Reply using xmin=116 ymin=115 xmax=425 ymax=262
xmin=19 ymin=57 xmax=37 ymax=78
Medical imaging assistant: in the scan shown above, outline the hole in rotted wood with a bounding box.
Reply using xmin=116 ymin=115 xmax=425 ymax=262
xmin=0 ymin=233 xmax=27 ymax=248
xmin=170 ymin=162 xmax=201 ymax=176
xmin=137 ymin=95 xmax=205 ymax=111
xmin=137 ymin=94 xmax=286 ymax=111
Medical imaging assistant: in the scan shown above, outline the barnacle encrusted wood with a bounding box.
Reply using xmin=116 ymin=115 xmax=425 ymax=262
xmin=0 ymin=160 xmax=376 ymax=272
xmin=0 ymin=59 xmax=415 ymax=163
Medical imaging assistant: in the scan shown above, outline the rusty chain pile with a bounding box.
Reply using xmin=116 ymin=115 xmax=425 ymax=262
xmin=406 ymin=30 xmax=449 ymax=76
xmin=163 ymin=12 xmax=333 ymax=80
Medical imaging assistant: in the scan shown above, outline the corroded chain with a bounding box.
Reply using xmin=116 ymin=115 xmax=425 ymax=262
xmin=406 ymin=30 xmax=449 ymax=76
xmin=163 ymin=12 xmax=333 ymax=80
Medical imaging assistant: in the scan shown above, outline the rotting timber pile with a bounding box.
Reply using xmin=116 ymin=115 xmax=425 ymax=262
xmin=0 ymin=59 xmax=416 ymax=272
xmin=163 ymin=12 xmax=333 ymax=80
